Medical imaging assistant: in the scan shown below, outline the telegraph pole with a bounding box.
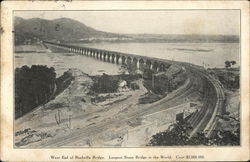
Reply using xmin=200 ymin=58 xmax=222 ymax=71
xmin=152 ymin=73 xmax=154 ymax=89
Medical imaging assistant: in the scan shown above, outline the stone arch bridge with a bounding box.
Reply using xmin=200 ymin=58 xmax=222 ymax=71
xmin=43 ymin=41 xmax=173 ymax=72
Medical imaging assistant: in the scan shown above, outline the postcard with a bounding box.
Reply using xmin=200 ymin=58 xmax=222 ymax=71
xmin=1 ymin=0 xmax=249 ymax=161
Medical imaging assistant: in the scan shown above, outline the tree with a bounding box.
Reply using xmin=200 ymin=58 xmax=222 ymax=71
xmin=148 ymin=121 xmax=240 ymax=146
xmin=225 ymin=61 xmax=231 ymax=69
xmin=230 ymin=60 xmax=236 ymax=67
xmin=92 ymin=73 xmax=119 ymax=93
xmin=120 ymin=64 xmax=138 ymax=75
xmin=118 ymin=64 xmax=128 ymax=75
xmin=148 ymin=121 xmax=192 ymax=146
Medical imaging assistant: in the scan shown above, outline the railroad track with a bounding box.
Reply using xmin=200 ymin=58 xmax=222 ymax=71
xmin=185 ymin=65 xmax=225 ymax=137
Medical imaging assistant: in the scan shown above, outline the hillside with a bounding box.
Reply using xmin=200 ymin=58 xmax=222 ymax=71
xmin=14 ymin=17 xmax=123 ymax=44
xmin=14 ymin=17 xmax=239 ymax=45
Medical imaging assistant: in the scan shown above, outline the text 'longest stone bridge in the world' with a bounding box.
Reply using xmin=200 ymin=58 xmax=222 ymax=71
xmin=43 ymin=41 xmax=174 ymax=72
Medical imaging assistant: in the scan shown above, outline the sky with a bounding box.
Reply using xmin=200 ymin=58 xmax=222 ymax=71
xmin=15 ymin=10 xmax=240 ymax=35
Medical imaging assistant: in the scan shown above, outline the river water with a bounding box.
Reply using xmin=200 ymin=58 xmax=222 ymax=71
xmin=15 ymin=42 xmax=239 ymax=77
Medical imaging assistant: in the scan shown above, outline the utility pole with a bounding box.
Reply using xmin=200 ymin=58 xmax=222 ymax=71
xmin=152 ymin=73 xmax=154 ymax=89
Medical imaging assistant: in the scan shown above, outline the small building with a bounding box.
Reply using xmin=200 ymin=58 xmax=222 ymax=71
xmin=118 ymin=80 xmax=128 ymax=92
xmin=118 ymin=80 xmax=127 ymax=88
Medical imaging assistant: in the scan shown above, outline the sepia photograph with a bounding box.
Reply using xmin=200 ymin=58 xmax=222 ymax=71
xmin=13 ymin=10 xmax=241 ymax=148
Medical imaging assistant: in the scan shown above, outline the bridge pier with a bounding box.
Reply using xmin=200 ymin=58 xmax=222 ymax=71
xmin=146 ymin=60 xmax=152 ymax=70
xmin=107 ymin=53 xmax=111 ymax=62
xmin=104 ymin=53 xmax=107 ymax=61
xmin=139 ymin=58 xmax=145 ymax=71
xmin=132 ymin=57 xmax=139 ymax=69
xmin=152 ymin=62 xmax=159 ymax=72
xmin=111 ymin=54 xmax=115 ymax=63
xmin=95 ymin=51 xmax=98 ymax=58
xmin=122 ymin=56 xmax=126 ymax=65
xmin=116 ymin=55 xmax=120 ymax=64
xmin=102 ymin=52 xmax=106 ymax=61
xmin=159 ymin=63 xmax=166 ymax=72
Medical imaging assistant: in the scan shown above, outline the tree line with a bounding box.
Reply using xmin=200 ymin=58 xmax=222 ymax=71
xmin=15 ymin=65 xmax=56 ymax=119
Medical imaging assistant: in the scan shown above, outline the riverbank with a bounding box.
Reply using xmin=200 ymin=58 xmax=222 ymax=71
xmin=14 ymin=68 xmax=144 ymax=146
xmin=15 ymin=44 xmax=48 ymax=53
xmin=15 ymin=64 xmax=194 ymax=147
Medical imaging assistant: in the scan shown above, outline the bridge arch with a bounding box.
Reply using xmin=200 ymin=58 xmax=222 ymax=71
xmin=96 ymin=51 xmax=100 ymax=59
xmin=152 ymin=61 xmax=159 ymax=72
xmin=106 ymin=53 xmax=111 ymax=62
xmin=86 ymin=49 xmax=89 ymax=56
xmin=103 ymin=52 xmax=107 ymax=61
xmin=93 ymin=51 xmax=96 ymax=58
xmin=139 ymin=58 xmax=145 ymax=70
xmin=116 ymin=54 xmax=121 ymax=64
xmin=132 ymin=57 xmax=139 ymax=69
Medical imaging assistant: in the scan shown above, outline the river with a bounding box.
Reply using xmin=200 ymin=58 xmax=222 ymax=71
xmin=15 ymin=42 xmax=239 ymax=77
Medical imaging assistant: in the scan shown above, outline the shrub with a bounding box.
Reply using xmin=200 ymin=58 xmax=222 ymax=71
xmin=91 ymin=73 xmax=119 ymax=93
xmin=148 ymin=121 xmax=240 ymax=146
